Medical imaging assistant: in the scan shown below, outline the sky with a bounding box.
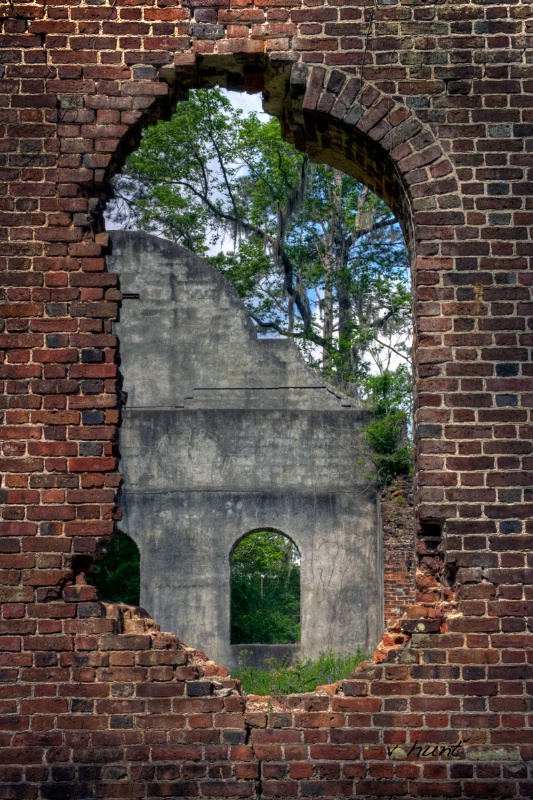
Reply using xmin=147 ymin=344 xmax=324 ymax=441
xmin=223 ymin=89 xmax=267 ymax=119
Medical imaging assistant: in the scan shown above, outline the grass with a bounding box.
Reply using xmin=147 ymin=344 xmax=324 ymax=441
xmin=233 ymin=650 xmax=367 ymax=695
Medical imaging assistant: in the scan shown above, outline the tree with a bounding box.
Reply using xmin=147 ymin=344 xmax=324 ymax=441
xmin=230 ymin=531 xmax=300 ymax=644
xmin=109 ymin=87 xmax=411 ymax=398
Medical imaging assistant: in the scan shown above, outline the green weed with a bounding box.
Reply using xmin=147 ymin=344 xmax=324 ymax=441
xmin=233 ymin=650 xmax=366 ymax=696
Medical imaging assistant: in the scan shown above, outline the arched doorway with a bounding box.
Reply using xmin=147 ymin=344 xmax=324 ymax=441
xmin=230 ymin=529 xmax=300 ymax=645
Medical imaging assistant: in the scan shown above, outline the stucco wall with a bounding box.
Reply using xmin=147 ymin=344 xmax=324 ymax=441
xmin=109 ymin=231 xmax=382 ymax=667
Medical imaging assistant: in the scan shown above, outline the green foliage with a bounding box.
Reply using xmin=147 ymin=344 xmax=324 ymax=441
xmin=233 ymin=650 xmax=366 ymax=695
xmin=231 ymin=531 xmax=300 ymax=645
xmin=92 ymin=530 xmax=140 ymax=606
xmin=361 ymin=366 xmax=413 ymax=484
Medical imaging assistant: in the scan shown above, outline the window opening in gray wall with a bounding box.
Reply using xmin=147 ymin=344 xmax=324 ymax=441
xmin=230 ymin=530 xmax=301 ymax=645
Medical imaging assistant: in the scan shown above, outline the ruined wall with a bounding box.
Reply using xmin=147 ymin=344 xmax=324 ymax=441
xmin=1 ymin=0 xmax=532 ymax=797
xmin=109 ymin=230 xmax=382 ymax=668
xmin=381 ymin=478 xmax=416 ymax=635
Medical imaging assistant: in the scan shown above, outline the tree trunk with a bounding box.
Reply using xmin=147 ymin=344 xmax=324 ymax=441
xmin=331 ymin=169 xmax=353 ymax=386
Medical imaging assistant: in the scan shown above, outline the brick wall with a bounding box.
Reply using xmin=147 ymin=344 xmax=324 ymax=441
xmin=1 ymin=0 xmax=532 ymax=797
xmin=381 ymin=478 xmax=416 ymax=642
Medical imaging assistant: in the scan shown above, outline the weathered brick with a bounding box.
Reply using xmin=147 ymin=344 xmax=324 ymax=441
xmin=0 ymin=4 xmax=531 ymax=800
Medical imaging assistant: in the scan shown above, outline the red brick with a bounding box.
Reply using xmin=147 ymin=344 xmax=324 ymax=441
xmin=0 ymin=8 xmax=531 ymax=800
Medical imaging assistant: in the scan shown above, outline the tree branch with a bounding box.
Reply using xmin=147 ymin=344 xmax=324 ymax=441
xmin=345 ymin=214 xmax=396 ymax=250
xmin=373 ymin=303 xmax=412 ymax=330
xmin=372 ymin=337 xmax=412 ymax=364
xmin=249 ymin=313 xmax=329 ymax=349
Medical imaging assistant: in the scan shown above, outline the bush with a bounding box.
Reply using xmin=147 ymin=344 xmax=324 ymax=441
xmin=365 ymin=413 xmax=412 ymax=485
xmin=362 ymin=366 xmax=413 ymax=484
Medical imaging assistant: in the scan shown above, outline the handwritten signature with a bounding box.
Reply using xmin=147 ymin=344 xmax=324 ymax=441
xmin=387 ymin=740 xmax=463 ymax=759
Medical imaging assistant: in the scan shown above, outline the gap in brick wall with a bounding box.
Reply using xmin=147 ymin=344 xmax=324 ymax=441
xmin=97 ymin=70 xmax=417 ymax=687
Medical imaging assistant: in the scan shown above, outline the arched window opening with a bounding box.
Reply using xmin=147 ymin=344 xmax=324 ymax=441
xmin=105 ymin=74 xmax=417 ymax=669
xmin=230 ymin=531 xmax=300 ymax=645
xmin=92 ymin=530 xmax=140 ymax=607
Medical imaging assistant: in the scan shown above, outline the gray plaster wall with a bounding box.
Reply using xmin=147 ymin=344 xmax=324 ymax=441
xmin=109 ymin=231 xmax=383 ymax=669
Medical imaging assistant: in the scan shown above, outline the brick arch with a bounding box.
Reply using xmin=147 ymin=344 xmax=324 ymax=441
xmin=280 ymin=63 xmax=463 ymax=615
xmin=285 ymin=63 xmax=460 ymax=251
xmin=92 ymin=56 xmax=460 ymax=254
xmin=98 ymin=56 xmax=454 ymax=632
